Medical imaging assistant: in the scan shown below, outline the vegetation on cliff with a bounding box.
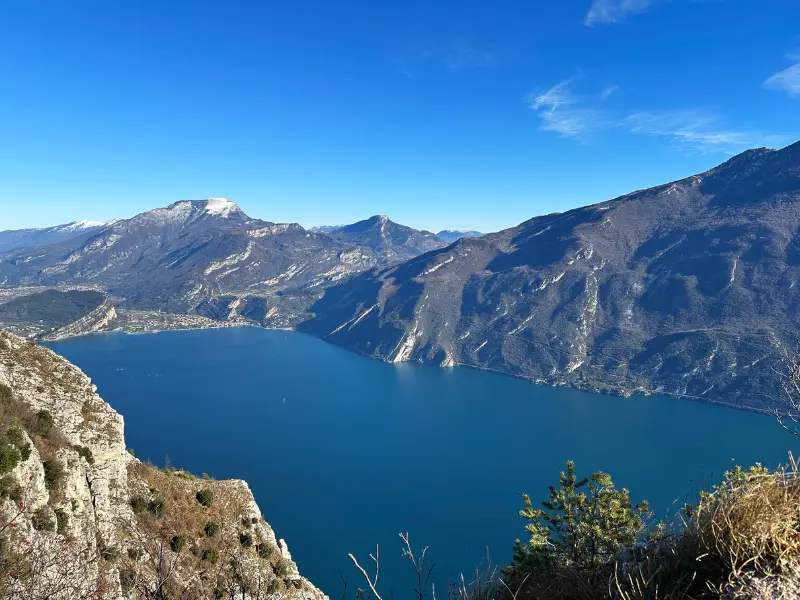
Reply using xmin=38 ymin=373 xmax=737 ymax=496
xmin=0 ymin=329 xmax=325 ymax=600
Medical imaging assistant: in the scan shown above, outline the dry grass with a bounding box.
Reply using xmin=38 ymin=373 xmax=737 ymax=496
xmin=122 ymin=462 xmax=299 ymax=599
xmin=503 ymin=459 xmax=800 ymax=600
xmin=612 ymin=460 xmax=800 ymax=600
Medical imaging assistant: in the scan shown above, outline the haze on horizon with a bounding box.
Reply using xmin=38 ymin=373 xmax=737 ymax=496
xmin=1 ymin=0 xmax=798 ymax=233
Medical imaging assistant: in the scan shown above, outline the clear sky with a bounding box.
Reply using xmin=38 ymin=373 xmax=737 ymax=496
xmin=1 ymin=0 xmax=799 ymax=233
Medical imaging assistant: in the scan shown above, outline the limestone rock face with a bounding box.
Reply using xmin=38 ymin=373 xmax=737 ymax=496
xmin=0 ymin=329 xmax=327 ymax=600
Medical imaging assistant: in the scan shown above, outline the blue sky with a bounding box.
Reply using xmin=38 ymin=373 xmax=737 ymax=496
xmin=1 ymin=0 xmax=799 ymax=233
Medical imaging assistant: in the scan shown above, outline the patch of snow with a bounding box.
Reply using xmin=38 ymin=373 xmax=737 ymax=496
xmin=729 ymin=257 xmax=738 ymax=285
xmin=510 ymin=315 xmax=535 ymax=335
xmin=422 ymin=256 xmax=454 ymax=276
xmin=330 ymin=304 xmax=378 ymax=335
xmin=55 ymin=220 xmax=107 ymax=233
xmin=205 ymin=198 xmax=238 ymax=218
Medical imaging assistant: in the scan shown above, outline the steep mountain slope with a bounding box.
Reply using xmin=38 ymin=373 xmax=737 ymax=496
xmin=436 ymin=230 xmax=484 ymax=244
xmin=0 ymin=329 xmax=326 ymax=599
xmin=0 ymin=220 xmax=109 ymax=256
xmin=299 ymin=142 xmax=800 ymax=411
xmin=325 ymin=216 xmax=448 ymax=263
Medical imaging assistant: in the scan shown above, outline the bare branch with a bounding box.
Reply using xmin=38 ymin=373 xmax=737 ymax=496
xmin=349 ymin=547 xmax=384 ymax=600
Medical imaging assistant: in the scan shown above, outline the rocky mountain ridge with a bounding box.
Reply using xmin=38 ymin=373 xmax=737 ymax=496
xmin=0 ymin=201 xmax=447 ymax=328
xmin=0 ymin=220 xmax=109 ymax=256
xmin=0 ymin=328 xmax=327 ymax=599
xmin=435 ymin=230 xmax=484 ymax=244
xmin=298 ymin=141 xmax=800 ymax=412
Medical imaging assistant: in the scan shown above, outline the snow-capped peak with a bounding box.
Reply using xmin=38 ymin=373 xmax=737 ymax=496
xmin=205 ymin=198 xmax=238 ymax=218
xmin=54 ymin=220 xmax=108 ymax=233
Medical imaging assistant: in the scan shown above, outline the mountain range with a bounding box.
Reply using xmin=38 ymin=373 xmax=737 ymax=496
xmin=0 ymin=201 xmax=449 ymax=327
xmin=298 ymin=142 xmax=800 ymax=412
xmin=436 ymin=230 xmax=484 ymax=244
xmin=0 ymin=220 xmax=109 ymax=255
xmin=3 ymin=142 xmax=800 ymax=411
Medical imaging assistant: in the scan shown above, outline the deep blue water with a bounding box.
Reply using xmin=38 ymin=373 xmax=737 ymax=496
xmin=48 ymin=327 xmax=798 ymax=596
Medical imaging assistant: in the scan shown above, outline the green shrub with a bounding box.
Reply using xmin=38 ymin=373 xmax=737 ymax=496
xmin=196 ymin=488 xmax=213 ymax=507
xmin=0 ymin=475 xmax=14 ymax=499
xmin=55 ymin=508 xmax=69 ymax=535
xmin=6 ymin=427 xmax=24 ymax=447
xmin=170 ymin=535 xmax=186 ymax=552
xmin=0 ymin=383 xmax=12 ymax=405
xmin=0 ymin=476 xmax=21 ymax=502
xmin=43 ymin=459 xmax=64 ymax=491
xmin=204 ymin=521 xmax=218 ymax=537
xmin=72 ymin=445 xmax=94 ymax=464
xmin=31 ymin=507 xmax=55 ymax=532
xmin=18 ymin=442 xmax=31 ymax=462
xmin=120 ymin=569 xmax=136 ymax=593
xmin=33 ymin=410 xmax=55 ymax=437
xmin=130 ymin=495 xmax=148 ymax=514
xmin=239 ymin=532 xmax=253 ymax=548
xmin=202 ymin=548 xmax=219 ymax=564
xmin=148 ymin=498 xmax=165 ymax=517
xmin=9 ymin=483 xmax=22 ymax=503
xmin=257 ymin=543 xmax=274 ymax=559
xmin=0 ymin=443 xmax=21 ymax=475
xmin=274 ymin=559 xmax=290 ymax=578
xmin=242 ymin=517 xmax=251 ymax=528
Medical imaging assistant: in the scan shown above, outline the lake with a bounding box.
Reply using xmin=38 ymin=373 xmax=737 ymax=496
xmin=48 ymin=327 xmax=798 ymax=597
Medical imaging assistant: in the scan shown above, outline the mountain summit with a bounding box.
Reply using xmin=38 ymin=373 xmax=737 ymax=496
xmin=325 ymin=215 xmax=447 ymax=263
xmin=299 ymin=141 xmax=800 ymax=411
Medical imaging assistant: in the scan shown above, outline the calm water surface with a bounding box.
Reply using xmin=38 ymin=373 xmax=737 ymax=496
xmin=48 ymin=328 xmax=798 ymax=596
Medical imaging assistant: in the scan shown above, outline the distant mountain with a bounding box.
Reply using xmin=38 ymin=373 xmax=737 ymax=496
xmin=325 ymin=215 xmax=448 ymax=263
xmin=0 ymin=220 xmax=109 ymax=255
xmin=436 ymin=230 xmax=484 ymax=244
xmin=309 ymin=225 xmax=343 ymax=233
xmin=0 ymin=200 xmax=442 ymax=326
xmin=298 ymin=141 xmax=800 ymax=411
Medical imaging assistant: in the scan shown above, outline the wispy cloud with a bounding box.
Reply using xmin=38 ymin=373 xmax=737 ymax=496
xmin=585 ymin=0 xmax=654 ymax=26
xmin=764 ymin=54 xmax=800 ymax=98
xmin=527 ymin=78 xmax=611 ymax=138
xmin=528 ymin=79 xmax=792 ymax=152
xmin=624 ymin=110 xmax=791 ymax=152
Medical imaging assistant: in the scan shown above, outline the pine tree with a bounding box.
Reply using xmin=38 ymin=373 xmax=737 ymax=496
xmin=506 ymin=461 xmax=651 ymax=581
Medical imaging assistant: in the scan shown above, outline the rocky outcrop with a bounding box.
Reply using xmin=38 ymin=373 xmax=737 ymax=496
xmin=0 ymin=329 xmax=327 ymax=600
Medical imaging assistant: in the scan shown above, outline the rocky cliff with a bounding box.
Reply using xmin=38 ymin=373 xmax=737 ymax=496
xmin=0 ymin=329 xmax=327 ymax=600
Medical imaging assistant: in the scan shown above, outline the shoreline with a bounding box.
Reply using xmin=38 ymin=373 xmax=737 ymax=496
xmin=43 ymin=319 xmax=780 ymax=419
